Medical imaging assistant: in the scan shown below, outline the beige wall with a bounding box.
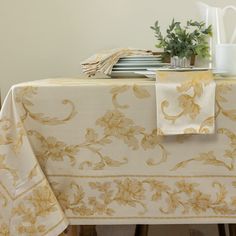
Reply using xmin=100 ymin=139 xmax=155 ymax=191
xmin=0 ymin=0 xmax=236 ymax=99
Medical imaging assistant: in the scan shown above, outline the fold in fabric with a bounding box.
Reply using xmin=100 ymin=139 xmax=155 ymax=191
xmin=81 ymin=48 xmax=152 ymax=76
xmin=155 ymin=71 xmax=216 ymax=135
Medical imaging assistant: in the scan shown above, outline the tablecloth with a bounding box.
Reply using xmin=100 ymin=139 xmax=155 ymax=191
xmin=1 ymin=77 xmax=236 ymax=236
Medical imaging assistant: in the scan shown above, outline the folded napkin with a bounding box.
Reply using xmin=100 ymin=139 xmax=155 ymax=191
xmin=81 ymin=48 xmax=152 ymax=76
xmin=155 ymin=71 xmax=216 ymax=135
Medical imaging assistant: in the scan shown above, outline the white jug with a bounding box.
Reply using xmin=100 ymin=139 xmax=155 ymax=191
xmin=215 ymin=44 xmax=236 ymax=76
xmin=197 ymin=2 xmax=236 ymax=65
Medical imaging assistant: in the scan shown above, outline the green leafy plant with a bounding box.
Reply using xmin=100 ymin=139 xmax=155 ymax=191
xmin=150 ymin=19 xmax=212 ymax=59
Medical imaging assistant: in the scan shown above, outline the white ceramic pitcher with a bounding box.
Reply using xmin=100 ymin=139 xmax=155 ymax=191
xmin=197 ymin=2 xmax=236 ymax=43
xmin=197 ymin=2 xmax=236 ymax=65
xmin=215 ymin=44 xmax=236 ymax=75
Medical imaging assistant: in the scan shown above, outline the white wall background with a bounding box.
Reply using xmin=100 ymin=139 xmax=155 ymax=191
xmin=0 ymin=0 xmax=236 ymax=99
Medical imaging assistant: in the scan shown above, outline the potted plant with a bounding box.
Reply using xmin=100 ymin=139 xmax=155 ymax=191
xmin=150 ymin=19 xmax=212 ymax=67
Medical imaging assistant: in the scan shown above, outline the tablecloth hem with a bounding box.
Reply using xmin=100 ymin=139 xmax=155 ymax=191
xmin=46 ymin=218 xmax=68 ymax=236
xmin=68 ymin=217 xmax=236 ymax=225
xmin=155 ymin=129 xmax=215 ymax=135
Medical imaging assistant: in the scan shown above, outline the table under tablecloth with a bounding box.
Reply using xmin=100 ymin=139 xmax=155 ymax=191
xmin=1 ymin=77 xmax=236 ymax=235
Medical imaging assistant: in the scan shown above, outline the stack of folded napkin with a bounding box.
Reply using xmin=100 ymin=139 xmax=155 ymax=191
xmin=81 ymin=48 xmax=152 ymax=76
xmin=155 ymin=71 xmax=216 ymax=135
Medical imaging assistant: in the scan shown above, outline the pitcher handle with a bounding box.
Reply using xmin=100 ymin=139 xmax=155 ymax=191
xmin=223 ymin=5 xmax=236 ymax=12
xmin=223 ymin=5 xmax=236 ymax=43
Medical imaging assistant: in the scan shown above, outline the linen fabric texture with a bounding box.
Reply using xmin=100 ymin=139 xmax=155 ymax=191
xmin=0 ymin=78 xmax=236 ymax=235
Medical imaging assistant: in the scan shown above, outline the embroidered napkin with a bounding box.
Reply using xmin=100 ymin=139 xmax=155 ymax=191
xmin=155 ymin=71 xmax=216 ymax=135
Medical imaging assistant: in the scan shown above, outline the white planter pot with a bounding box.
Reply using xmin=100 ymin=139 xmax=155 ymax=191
xmin=170 ymin=56 xmax=191 ymax=68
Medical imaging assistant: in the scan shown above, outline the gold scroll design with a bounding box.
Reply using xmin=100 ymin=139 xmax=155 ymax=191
xmin=160 ymin=72 xmax=214 ymax=133
xmin=15 ymin=86 xmax=77 ymax=125
xmin=172 ymin=128 xmax=236 ymax=171
xmin=173 ymin=83 xmax=236 ymax=171
xmin=0 ymin=118 xmax=26 ymax=154
xmin=0 ymin=223 xmax=9 ymax=236
xmin=179 ymin=81 xmax=236 ymax=139
xmin=51 ymin=178 xmax=236 ymax=217
xmin=215 ymin=83 xmax=236 ymax=121
xmin=0 ymin=154 xmax=19 ymax=194
xmin=12 ymin=181 xmax=62 ymax=235
xmin=26 ymin=111 xmax=165 ymax=170
xmin=27 ymin=128 xmax=128 ymax=171
xmin=110 ymin=85 xmax=169 ymax=166
xmin=27 ymin=85 xmax=168 ymax=170
xmin=176 ymin=82 xmax=236 ymax=143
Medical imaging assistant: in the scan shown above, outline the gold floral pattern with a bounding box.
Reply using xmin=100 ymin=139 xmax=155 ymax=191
xmin=15 ymin=87 xmax=77 ymax=125
xmin=156 ymin=71 xmax=215 ymax=135
xmin=2 ymin=78 xmax=236 ymax=235
xmin=216 ymin=83 xmax=236 ymax=121
xmin=96 ymin=110 xmax=144 ymax=150
xmin=172 ymin=128 xmax=236 ymax=171
xmin=25 ymin=85 xmax=167 ymax=170
xmin=27 ymin=111 xmax=168 ymax=170
xmin=50 ymin=177 xmax=236 ymax=217
xmin=0 ymin=223 xmax=9 ymax=236
xmin=12 ymin=182 xmax=64 ymax=235
xmin=0 ymin=118 xmax=13 ymax=145
xmin=114 ymin=178 xmax=146 ymax=214
xmin=52 ymin=181 xmax=111 ymax=216
xmin=141 ymin=129 xmax=168 ymax=166
xmin=173 ymin=82 xmax=236 ymax=171
xmin=110 ymin=84 xmax=150 ymax=109
xmin=159 ymin=71 xmax=213 ymax=123
xmin=0 ymin=155 xmax=18 ymax=185
xmin=27 ymin=130 xmax=80 ymax=168
xmin=0 ymin=118 xmax=26 ymax=153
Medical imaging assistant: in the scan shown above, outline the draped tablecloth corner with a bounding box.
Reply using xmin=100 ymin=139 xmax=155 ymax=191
xmin=0 ymin=85 xmax=69 ymax=236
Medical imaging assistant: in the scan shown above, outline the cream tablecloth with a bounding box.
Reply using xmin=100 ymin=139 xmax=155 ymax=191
xmin=1 ymin=78 xmax=236 ymax=236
